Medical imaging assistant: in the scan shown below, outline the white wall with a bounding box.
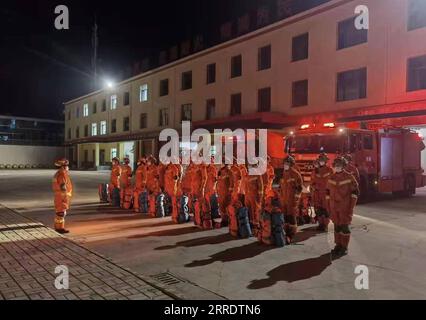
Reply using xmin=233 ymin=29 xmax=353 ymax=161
xmin=0 ymin=145 xmax=65 ymax=167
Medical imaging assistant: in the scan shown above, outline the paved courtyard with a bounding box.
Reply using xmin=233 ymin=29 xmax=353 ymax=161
xmin=0 ymin=170 xmax=425 ymax=300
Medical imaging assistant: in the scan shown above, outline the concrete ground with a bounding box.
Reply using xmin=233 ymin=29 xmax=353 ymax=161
xmin=0 ymin=169 xmax=425 ymax=300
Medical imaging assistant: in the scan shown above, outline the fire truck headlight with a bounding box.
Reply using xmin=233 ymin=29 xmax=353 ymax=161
xmin=338 ymin=128 xmax=345 ymax=133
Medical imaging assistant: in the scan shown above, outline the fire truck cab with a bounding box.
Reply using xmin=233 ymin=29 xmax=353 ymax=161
xmin=284 ymin=123 xmax=426 ymax=200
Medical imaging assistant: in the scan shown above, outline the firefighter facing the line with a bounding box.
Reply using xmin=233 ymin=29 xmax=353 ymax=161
xmin=326 ymin=157 xmax=359 ymax=257
xmin=52 ymin=158 xmax=73 ymax=234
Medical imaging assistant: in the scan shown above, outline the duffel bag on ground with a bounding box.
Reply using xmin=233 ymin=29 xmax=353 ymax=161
xmin=111 ymin=187 xmax=121 ymax=207
xmin=156 ymin=193 xmax=166 ymax=218
xmin=98 ymin=183 xmax=109 ymax=203
xmin=138 ymin=191 xmax=149 ymax=214
xmin=122 ymin=187 xmax=134 ymax=210
xmin=237 ymin=207 xmax=252 ymax=238
xmin=271 ymin=213 xmax=286 ymax=247
xmin=178 ymin=195 xmax=190 ymax=223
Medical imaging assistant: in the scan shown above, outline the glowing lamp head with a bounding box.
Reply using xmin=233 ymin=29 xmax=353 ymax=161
xmin=323 ymin=122 xmax=336 ymax=128
xmin=300 ymin=124 xmax=310 ymax=130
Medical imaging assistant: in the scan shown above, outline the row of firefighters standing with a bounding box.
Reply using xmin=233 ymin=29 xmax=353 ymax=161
xmin=102 ymin=152 xmax=359 ymax=257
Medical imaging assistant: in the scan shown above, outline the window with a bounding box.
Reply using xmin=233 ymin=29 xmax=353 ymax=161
xmin=124 ymin=92 xmax=130 ymax=106
xmin=207 ymin=63 xmax=216 ymax=84
xmin=111 ymin=119 xmax=117 ymax=133
xmin=100 ymin=121 xmax=107 ymax=135
xmin=68 ymin=111 xmax=71 ymax=120
xmin=159 ymin=79 xmax=169 ymax=96
xmin=110 ymin=95 xmax=117 ymax=110
xmin=258 ymin=45 xmax=271 ymax=70
xmin=76 ymin=107 xmax=80 ymax=118
xmin=123 ymin=117 xmax=130 ymax=132
xmin=338 ymin=17 xmax=368 ymax=50
xmin=292 ymin=33 xmax=309 ymax=61
xmin=83 ymin=103 xmax=89 ymax=117
xmin=181 ymin=71 xmax=192 ymax=90
xmin=75 ymin=127 xmax=80 ymax=139
xmin=67 ymin=128 xmax=71 ymax=139
xmin=206 ymin=99 xmax=216 ymax=120
xmin=230 ymin=93 xmax=242 ymax=116
xmin=140 ymin=113 xmax=148 ymax=129
xmin=102 ymin=99 xmax=106 ymax=112
xmin=408 ymin=0 xmax=426 ymax=31
xmin=337 ymin=68 xmax=367 ymax=101
xmin=231 ymin=55 xmax=242 ymax=78
xmin=93 ymin=102 xmax=97 ymax=114
xmin=139 ymin=84 xmax=148 ymax=102
xmin=407 ymin=55 xmax=426 ymax=91
xmin=91 ymin=123 xmax=98 ymax=136
xmin=84 ymin=125 xmax=88 ymax=137
xmin=111 ymin=148 xmax=118 ymax=159
xmin=363 ymin=135 xmax=373 ymax=150
xmin=181 ymin=104 xmax=192 ymax=121
xmin=258 ymin=87 xmax=271 ymax=112
xmin=159 ymin=108 xmax=169 ymax=126
xmin=292 ymin=80 xmax=309 ymax=107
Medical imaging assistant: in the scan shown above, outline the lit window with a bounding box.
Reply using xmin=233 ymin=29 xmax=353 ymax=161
xmin=111 ymin=148 xmax=117 ymax=159
xmin=83 ymin=103 xmax=89 ymax=117
xmin=110 ymin=95 xmax=117 ymax=110
xmin=140 ymin=84 xmax=148 ymax=102
xmin=100 ymin=121 xmax=107 ymax=135
xmin=91 ymin=123 xmax=98 ymax=136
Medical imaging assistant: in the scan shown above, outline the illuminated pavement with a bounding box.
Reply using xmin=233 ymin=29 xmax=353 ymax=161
xmin=0 ymin=170 xmax=425 ymax=299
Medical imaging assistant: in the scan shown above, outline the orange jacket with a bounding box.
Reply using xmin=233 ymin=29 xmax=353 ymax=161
xmin=230 ymin=165 xmax=242 ymax=194
xmin=205 ymin=164 xmax=218 ymax=195
xmin=191 ymin=164 xmax=207 ymax=195
xmin=345 ymin=163 xmax=360 ymax=182
xmin=135 ymin=164 xmax=147 ymax=191
xmin=164 ymin=163 xmax=181 ymax=196
xmin=238 ymin=165 xmax=248 ymax=195
xmin=120 ymin=164 xmax=132 ymax=188
xmin=146 ymin=164 xmax=160 ymax=193
xmin=217 ymin=165 xmax=232 ymax=194
xmin=279 ymin=167 xmax=303 ymax=202
xmin=262 ymin=163 xmax=275 ymax=195
xmin=52 ymin=168 xmax=73 ymax=196
xmin=110 ymin=164 xmax=122 ymax=189
xmin=311 ymin=165 xmax=333 ymax=207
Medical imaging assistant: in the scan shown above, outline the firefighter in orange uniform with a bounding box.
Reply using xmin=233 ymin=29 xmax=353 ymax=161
xmin=133 ymin=157 xmax=147 ymax=213
xmin=204 ymin=157 xmax=218 ymax=212
xmin=238 ymin=163 xmax=248 ymax=203
xmin=311 ymin=153 xmax=333 ymax=232
xmin=262 ymin=156 xmax=275 ymax=198
xmin=120 ymin=157 xmax=133 ymax=205
xmin=217 ymin=162 xmax=233 ymax=225
xmin=230 ymin=160 xmax=243 ymax=202
xmin=52 ymin=158 xmax=73 ymax=234
xmin=279 ymin=155 xmax=303 ymax=244
xmin=326 ymin=157 xmax=359 ymax=257
xmin=158 ymin=161 xmax=167 ymax=192
xmin=146 ymin=156 xmax=160 ymax=217
xmin=191 ymin=162 xmax=208 ymax=226
xmin=245 ymin=162 xmax=264 ymax=236
xmin=110 ymin=157 xmax=122 ymax=202
xmin=343 ymin=153 xmax=360 ymax=182
xmin=164 ymin=162 xmax=182 ymax=223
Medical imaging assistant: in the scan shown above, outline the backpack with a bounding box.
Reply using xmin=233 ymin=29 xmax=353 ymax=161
xmin=237 ymin=207 xmax=252 ymax=238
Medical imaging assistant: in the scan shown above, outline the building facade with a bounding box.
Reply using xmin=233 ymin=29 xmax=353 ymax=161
xmin=0 ymin=115 xmax=64 ymax=168
xmin=64 ymin=0 xmax=426 ymax=169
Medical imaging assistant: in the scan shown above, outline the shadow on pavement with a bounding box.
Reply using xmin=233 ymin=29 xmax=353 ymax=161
xmin=247 ymin=253 xmax=337 ymax=289
xmin=292 ymin=226 xmax=323 ymax=244
xmin=155 ymin=233 xmax=234 ymax=251
xmin=127 ymin=225 xmax=204 ymax=239
xmin=185 ymin=242 xmax=276 ymax=268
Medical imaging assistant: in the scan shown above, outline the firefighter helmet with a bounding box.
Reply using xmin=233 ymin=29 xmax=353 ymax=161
xmin=137 ymin=157 xmax=146 ymax=165
xmin=54 ymin=158 xmax=69 ymax=167
xmin=123 ymin=156 xmax=130 ymax=164
xmin=112 ymin=157 xmax=120 ymax=163
xmin=343 ymin=153 xmax=353 ymax=162
xmin=333 ymin=157 xmax=348 ymax=168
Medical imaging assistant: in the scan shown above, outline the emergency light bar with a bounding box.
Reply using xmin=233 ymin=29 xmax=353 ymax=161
xmin=323 ymin=122 xmax=335 ymax=128
xmin=300 ymin=124 xmax=310 ymax=130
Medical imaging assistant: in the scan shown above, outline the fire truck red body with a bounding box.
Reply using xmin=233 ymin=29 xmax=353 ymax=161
xmin=284 ymin=123 xmax=426 ymax=199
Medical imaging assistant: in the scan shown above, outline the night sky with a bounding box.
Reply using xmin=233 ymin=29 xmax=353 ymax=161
xmin=0 ymin=0 xmax=326 ymax=120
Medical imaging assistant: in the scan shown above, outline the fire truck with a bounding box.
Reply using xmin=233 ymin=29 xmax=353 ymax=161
xmin=284 ymin=122 xmax=426 ymax=200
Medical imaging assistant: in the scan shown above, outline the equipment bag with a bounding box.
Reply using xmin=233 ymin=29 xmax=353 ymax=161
xmin=164 ymin=194 xmax=172 ymax=216
xmin=111 ymin=188 xmax=121 ymax=207
xmin=259 ymin=212 xmax=273 ymax=245
xmin=271 ymin=213 xmax=286 ymax=247
xmin=138 ymin=191 xmax=149 ymax=214
xmin=178 ymin=195 xmax=190 ymax=223
xmin=156 ymin=193 xmax=166 ymax=218
xmin=98 ymin=183 xmax=109 ymax=203
xmin=237 ymin=207 xmax=252 ymax=238
xmin=123 ymin=187 xmax=134 ymax=210
xmin=210 ymin=193 xmax=221 ymax=219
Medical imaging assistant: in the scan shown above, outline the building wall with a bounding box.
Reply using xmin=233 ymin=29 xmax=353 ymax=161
xmin=0 ymin=145 xmax=64 ymax=167
xmin=65 ymin=0 xmax=426 ymax=143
